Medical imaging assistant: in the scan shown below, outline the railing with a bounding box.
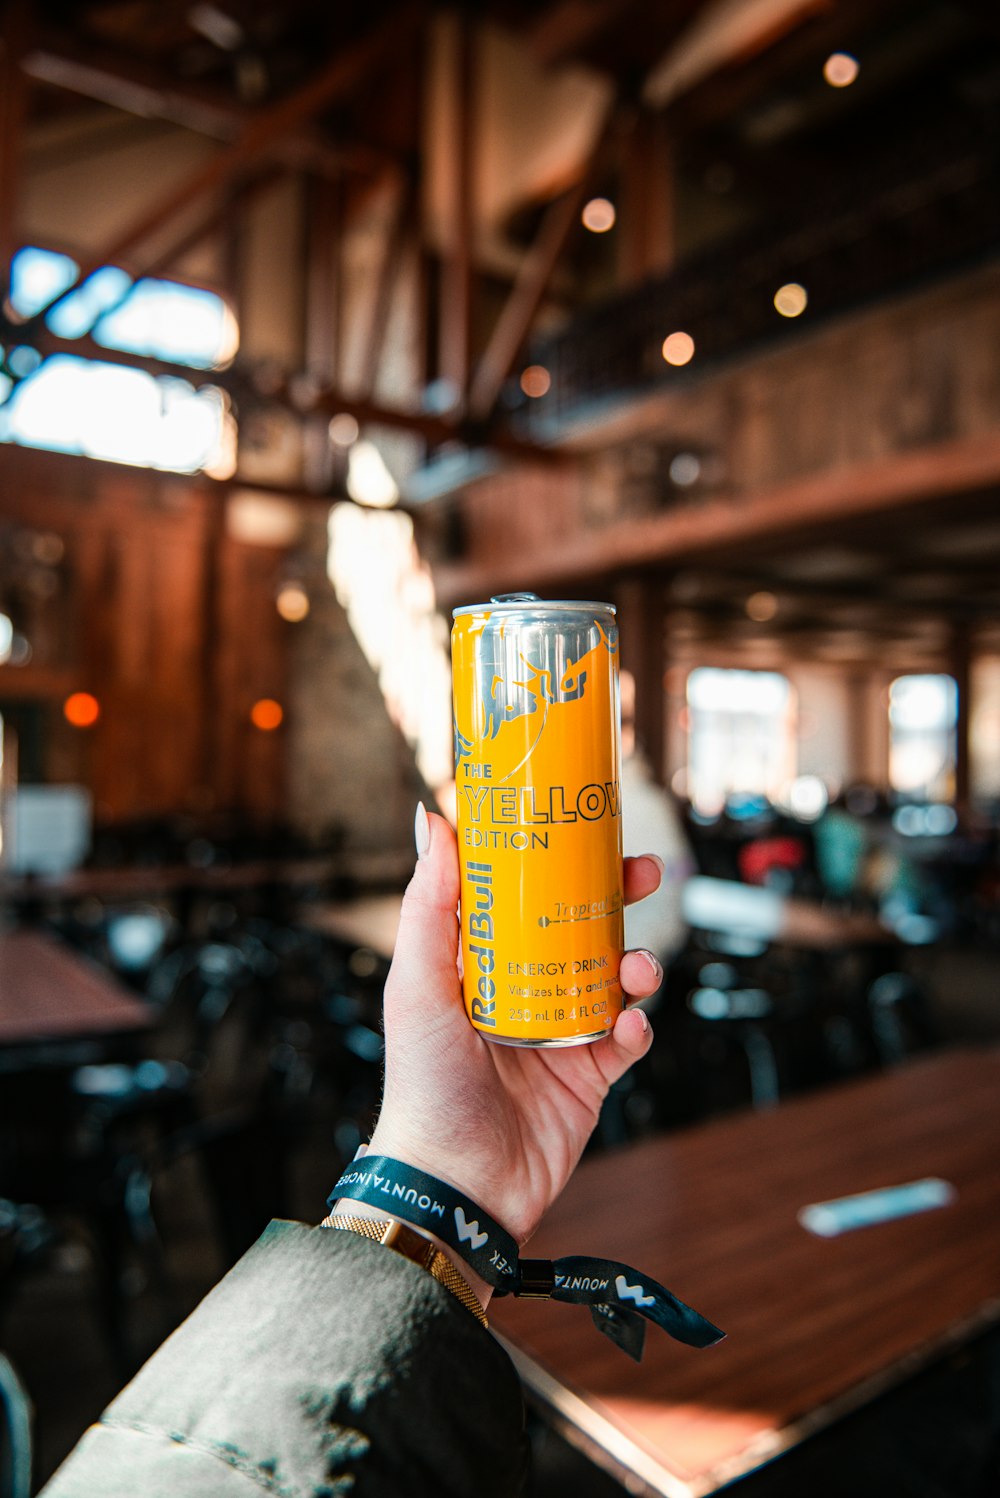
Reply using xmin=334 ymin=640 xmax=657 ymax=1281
xmin=516 ymin=113 xmax=1000 ymax=436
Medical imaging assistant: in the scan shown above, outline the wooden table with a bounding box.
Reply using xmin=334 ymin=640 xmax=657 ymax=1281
xmin=0 ymin=929 xmax=153 ymax=1049
xmin=298 ymin=894 xmax=403 ymax=961
xmin=682 ymin=876 xmax=891 ymax=951
xmin=299 ymin=879 xmax=893 ymax=969
xmin=490 ymin=1048 xmax=1000 ymax=1496
xmin=0 ymin=855 xmax=340 ymax=904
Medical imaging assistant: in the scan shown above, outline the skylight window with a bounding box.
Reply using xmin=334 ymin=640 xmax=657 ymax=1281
xmin=1 ymin=247 xmax=239 ymax=475
xmin=0 ymin=355 xmax=231 ymax=475
xmin=9 ymin=247 xmax=239 ymax=369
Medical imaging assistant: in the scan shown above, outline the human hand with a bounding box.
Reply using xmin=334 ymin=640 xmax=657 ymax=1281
xmin=365 ymin=806 xmax=662 ymax=1259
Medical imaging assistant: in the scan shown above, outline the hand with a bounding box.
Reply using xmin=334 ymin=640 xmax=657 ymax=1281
xmin=366 ymin=808 xmax=662 ymax=1256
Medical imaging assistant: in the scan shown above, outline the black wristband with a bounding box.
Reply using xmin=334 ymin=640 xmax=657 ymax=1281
xmin=328 ymin=1154 xmax=724 ymax=1362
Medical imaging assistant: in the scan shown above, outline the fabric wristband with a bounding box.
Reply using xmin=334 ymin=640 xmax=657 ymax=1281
xmin=329 ymin=1154 xmax=724 ymax=1361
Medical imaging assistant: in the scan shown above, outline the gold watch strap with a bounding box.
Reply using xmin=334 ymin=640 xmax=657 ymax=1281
xmin=322 ymin=1213 xmax=488 ymax=1328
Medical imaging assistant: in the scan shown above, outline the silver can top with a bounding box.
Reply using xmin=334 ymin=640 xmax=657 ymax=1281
xmin=453 ymin=593 xmax=616 ymax=618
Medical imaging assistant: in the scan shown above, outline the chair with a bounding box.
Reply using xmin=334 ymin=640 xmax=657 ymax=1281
xmin=0 ymin=1353 xmax=32 ymax=1498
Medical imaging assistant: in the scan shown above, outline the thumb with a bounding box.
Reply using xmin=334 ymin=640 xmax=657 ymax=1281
xmin=384 ymin=804 xmax=462 ymax=1020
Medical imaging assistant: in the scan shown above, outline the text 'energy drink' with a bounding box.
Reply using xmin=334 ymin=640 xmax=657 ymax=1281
xmin=452 ymin=593 xmax=624 ymax=1046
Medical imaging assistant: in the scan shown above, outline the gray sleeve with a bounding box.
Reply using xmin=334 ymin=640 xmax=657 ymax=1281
xmin=40 ymin=1219 xmax=528 ymax=1498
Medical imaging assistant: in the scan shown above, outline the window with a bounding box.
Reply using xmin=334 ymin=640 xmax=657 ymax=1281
xmin=327 ymin=502 xmax=453 ymax=795
xmin=685 ymin=667 xmax=796 ymax=816
xmin=888 ymin=673 xmax=957 ymax=802
xmin=0 ymin=246 xmax=238 ymax=476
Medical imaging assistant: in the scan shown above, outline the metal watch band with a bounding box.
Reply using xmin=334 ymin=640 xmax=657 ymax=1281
xmin=322 ymin=1213 xmax=489 ymax=1328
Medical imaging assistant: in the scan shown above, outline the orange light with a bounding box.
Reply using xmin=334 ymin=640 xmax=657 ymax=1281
xmin=520 ymin=364 xmax=551 ymax=398
xmin=582 ymin=197 xmax=616 ymax=233
xmin=662 ymin=331 xmax=695 ymax=366
xmin=774 ymin=282 xmax=808 ymax=318
xmin=251 ymin=698 xmax=284 ymax=731
xmin=276 ymin=583 xmax=310 ymax=622
xmin=823 ymin=52 xmax=859 ymax=87
xmin=746 ymin=590 xmax=778 ymax=622
xmin=64 ymin=692 xmax=100 ymax=728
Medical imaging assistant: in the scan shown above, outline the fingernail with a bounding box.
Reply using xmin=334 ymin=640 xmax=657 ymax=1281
xmin=647 ymin=854 xmax=665 ymax=876
xmin=414 ymin=801 xmax=431 ymax=860
xmin=639 ymin=950 xmax=663 ymax=981
xmin=636 ymin=1007 xmax=650 ymax=1035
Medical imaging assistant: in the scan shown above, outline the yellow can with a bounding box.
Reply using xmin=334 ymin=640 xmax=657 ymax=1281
xmin=452 ymin=594 xmax=624 ymax=1046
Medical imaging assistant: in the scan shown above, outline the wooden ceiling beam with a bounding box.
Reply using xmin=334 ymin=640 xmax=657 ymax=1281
xmin=20 ymin=2 xmax=423 ymax=330
xmin=642 ymin=0 xmax=832 ymax=112
xmin=666 ymin=0 xmax=893 ymax=134
xmin=22 ymin=28 xmax=395 ymax=180
xmin=527 ymin=0 xmax=636 ymax=67
xmin=432 ymin=432 xmax=1000 ymax=606
xmin=17 ymin=320 xmax=560 ymax=467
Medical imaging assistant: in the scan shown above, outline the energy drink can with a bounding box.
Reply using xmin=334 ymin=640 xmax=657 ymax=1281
xmin=452 ymin=593 xmax=624 ymax=1046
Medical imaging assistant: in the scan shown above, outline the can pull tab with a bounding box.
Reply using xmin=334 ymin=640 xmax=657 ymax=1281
xmin=491 ymin=592 xmax=540 ymax=603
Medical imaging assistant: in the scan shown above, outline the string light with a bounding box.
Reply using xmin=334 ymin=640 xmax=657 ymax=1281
xmin=250 ymin=698 xmax=284 ymax=730
xmin=276 ymin=583 xmax=310 ymax=622
xmin=581 ymin=197 xmax=616 ymax=233
xmin=520 ymin=365 xmax=551 ymax=398
xmin=774 ymin=282 xmax=808 ymax=318
xmin=64 ymin=692 xmax=100 ymax=727
xmin=669 ymin=453 xmax=701 ymax=487
xmin=745 ymin=591 xmax=778 ymax=622
xmin=823 ymin=52 xmax=859 ymax=88
xmin=661 ymin=332 xmax=695 ymax=367
xmin=328 ymin=413 xmax=360 ymax=448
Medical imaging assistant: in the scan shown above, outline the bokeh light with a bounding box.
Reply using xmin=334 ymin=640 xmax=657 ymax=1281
xmin=774 ymin=282 xmax=808 ymax=318
xmin=824 ymin=52 xmax=859 ymax=88
xmin=329 ymin=413 xmax=360 ymax=447
xmin=276 ymin=583 xmax=310 ymax=622
xmin=661 ymin=331 xmax=695 ymax=366
xmin=746 ymin=590 xmax=778 ymax=622
xmin=64 ymin=692 xmax=100 ymax=728
xmin=581 ymin=197 xmax=616 ymax=233
xmin=520 ymin=364 xmax=551 ymax=398
xmin=251 ymin=698 xmax=284 ymax=730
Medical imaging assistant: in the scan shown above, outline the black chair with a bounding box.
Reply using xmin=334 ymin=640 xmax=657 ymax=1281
xmin=0 ymin=1064 xmax=187 ymax=1378
xmin=0 ymin=1352 xmax=32 ymax=1498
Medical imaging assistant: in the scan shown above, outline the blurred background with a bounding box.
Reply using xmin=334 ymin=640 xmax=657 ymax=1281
xmin=0 ymin=0 xmax=999 ymax=1493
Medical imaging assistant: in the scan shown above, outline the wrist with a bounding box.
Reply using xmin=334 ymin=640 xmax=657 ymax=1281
xmin=328 ymin=1183 xmax=493 ymax=1312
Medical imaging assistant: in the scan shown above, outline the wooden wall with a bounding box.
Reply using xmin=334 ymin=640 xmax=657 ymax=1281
xmin=0 ymin=446 xmax=288 ymax=826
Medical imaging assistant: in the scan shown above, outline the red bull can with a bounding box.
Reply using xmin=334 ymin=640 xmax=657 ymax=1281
xmin=452 ymin=593 xmax=624 ymax=1046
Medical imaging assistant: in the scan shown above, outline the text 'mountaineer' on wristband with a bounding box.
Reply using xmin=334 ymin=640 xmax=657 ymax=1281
xmin=329 ymin=1155 xmax=724 ymax=1362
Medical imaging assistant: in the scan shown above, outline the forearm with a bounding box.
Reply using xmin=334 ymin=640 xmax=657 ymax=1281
xmin=40 ymin=1220 xmax=527 ymax=1498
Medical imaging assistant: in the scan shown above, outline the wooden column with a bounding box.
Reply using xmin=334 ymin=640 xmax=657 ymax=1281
xmin=0 ymin=0 xmax=30 ymax=298
xmin=198 ymin=491 xmax=226 ymax=806
xmin=845 ymin=670 xmax=870 ymax=789
xmin=615 ymin=574 xmax=668 ymax=781
xmin=618 ymin=108 xmax=676 ymax=287
xmin=950 ymin=619 xmax=973 ymax=812
xmin=302 ymin=171 xmax=344 ymax=491
xmin=438 ymin=11 xmax=475 ymax=410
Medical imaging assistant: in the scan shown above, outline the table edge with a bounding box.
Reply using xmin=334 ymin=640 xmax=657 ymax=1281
xmin=497 ymin=1293 xmax=1000 ymax=1497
